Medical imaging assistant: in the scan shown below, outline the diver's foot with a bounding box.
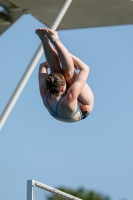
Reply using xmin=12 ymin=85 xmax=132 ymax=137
xmin=41 ymin=28 xmax=59 ymax=44
xmin=35 ymin=28 xmax=49 ymax=43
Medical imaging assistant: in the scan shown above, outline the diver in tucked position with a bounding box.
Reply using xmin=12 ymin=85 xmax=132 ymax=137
xmin=35 ymin=28 xmax=94 ymax=123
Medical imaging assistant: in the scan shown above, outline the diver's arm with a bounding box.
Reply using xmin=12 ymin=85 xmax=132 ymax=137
xmin=38 ymin=62 xmax=49 ymax=98
xmin=71 ymin=54 xmax=90 ymax=72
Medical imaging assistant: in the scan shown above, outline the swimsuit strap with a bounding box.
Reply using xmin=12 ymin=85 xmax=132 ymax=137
xmin=55 ymin=89 xmax=68 ymax=115
xmin=46 ymin=93 xmax=65 ymax=117
xmin=54 ymin=92 xmax=79 ymax=119
xmin=46 ymin=94 xmax=56 ymax=116
xmin=46 ymin=93 xmax=81 ymax=120
xmin=66 ymin=108 xmax=79 ymax=119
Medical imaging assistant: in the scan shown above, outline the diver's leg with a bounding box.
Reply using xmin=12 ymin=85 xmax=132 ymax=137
xmin=35 ymin=28 xmax=62 ymax=73
xmin=41 ymin=28 xmax=76 ymax=87
xmin=68 ymin=54 xmax=94 ymax=112
xmin=78 ymin=83 xmax=94 ymax=113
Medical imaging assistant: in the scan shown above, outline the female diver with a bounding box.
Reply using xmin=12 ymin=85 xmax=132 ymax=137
xmin=35 ymin=28 xmax=94 ymax=123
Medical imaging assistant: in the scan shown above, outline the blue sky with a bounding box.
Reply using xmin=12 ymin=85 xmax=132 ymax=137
xmin=0 ymin=14 xmax=133 ymax=200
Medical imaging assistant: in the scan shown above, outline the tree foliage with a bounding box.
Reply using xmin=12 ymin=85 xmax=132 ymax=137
xmin=57 ymin=187 xmax=110 ymax=200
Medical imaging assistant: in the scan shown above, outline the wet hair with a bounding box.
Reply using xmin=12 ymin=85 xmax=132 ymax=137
xmin=46 ymin=72 xmax=66 ymax=96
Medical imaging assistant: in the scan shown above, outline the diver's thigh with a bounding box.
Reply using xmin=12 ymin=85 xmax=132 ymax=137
xmin=49 ymin=57 xmax=63 ymax=73
xmin=78 ymin=83 xmax=94 ymax=106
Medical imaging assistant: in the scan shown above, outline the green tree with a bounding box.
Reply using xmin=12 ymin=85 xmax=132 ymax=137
xmin=57 ymin=187 xmax=110 ymax=200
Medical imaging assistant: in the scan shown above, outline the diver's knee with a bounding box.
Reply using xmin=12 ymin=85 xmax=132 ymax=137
xmin=40 ymin=61 xmax=48 ymax=68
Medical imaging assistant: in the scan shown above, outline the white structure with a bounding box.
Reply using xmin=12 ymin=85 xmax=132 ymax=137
xmin=27 ymin=180 xmax=82 ymax=200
